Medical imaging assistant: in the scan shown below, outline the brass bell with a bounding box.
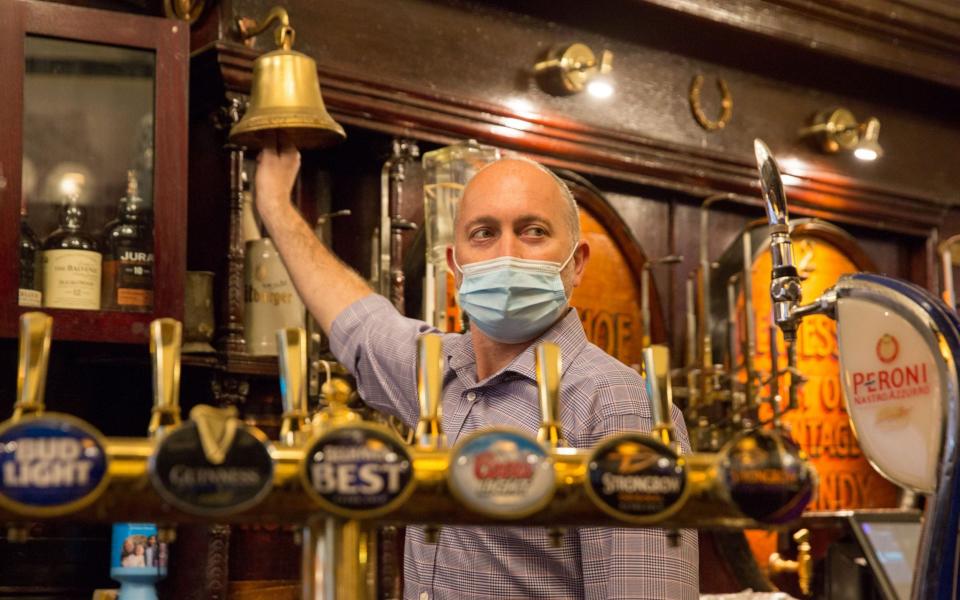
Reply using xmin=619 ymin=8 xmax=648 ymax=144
xmin=230 ymin=7 xmax=345 ymax=149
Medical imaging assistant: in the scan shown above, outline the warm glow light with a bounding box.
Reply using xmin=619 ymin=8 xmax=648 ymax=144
xmin=501 ymin=117 xmax=533 ymax=131
xmin=59 ymin=173 xmax=85 ymax=198
xmin=505 ymin=97 xmax=535 ymax=116
xmin=586 ymin=79 xmax=614 ymax=99
xmin=854 ymin=147 xmax=878 ymax=161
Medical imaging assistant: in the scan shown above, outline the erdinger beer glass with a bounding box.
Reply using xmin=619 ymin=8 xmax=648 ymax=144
xmin=421 ymin=140 xmax=500 ymax=331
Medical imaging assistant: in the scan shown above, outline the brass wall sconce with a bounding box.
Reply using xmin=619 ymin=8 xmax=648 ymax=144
xmin=799 ymin=108 xmax=883 ymax=161
xmin=534 ymin=43 xmax=614 ymax=98
xmin=231 ymin=7 xmax=346 ymax=150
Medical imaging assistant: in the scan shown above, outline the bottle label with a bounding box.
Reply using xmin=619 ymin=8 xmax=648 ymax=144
xmin=302 ymin=425 xmax=414 ymax=519
xmin=0 ymin=414 xmax=110 ymax=516
xmin=18 ymin=288 xmax=41 ymax=308
xmin=42 ymin=249 xmax=101 ymax=310
xmin=104 ymin=248 xmax=154 ymax=310
xmin=584 ymin=434 xmax=687 ymax=524
xmin=447 ymin=429 xmax=554 ymax=518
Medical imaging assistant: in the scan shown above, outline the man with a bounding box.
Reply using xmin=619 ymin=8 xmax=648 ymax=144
xmin=255 ymin=135 xmax=698 ymax=599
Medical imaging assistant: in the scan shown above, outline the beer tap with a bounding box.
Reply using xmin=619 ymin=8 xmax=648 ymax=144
xmin=278 ymin=328 xmax=310 ymax=446
xmin=641 ymin=255 xmax=683 ymax=348
xmin=768 ymin=528 xmax=813 ymax=597
xmin=415 ymin=334 xmax=445 ymax=450
xmin=415 ymin=333 xmax=445 ymax=544
xmin=535 ymin=343 xmax=563 ymax=448
xmin=148 ymin=319 xmax=182 ymax=437
xmin=643 ymin=346 xmax=677 ymax=452
xmin=13 ymin=312 xmax=52 ymax=421
xmin=754 ymin=141 xmax=827 ymax=415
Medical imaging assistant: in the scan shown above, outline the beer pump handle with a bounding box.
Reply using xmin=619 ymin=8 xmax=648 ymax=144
xmin=278 ymin=327 xmax=309 ymax=445
xmin=148 ymin=318 xmax=182 ymax=436
xmin=14 ymin=312 xmax=53 ymax=420
xmin=754 ymin=139 xmax=802 ymax=341
xmin=415 ymin=333 xmax=444 ymax=449
xmin=535 ymin=342 xmax=564 ymax=448
xmin=644 ymin=345 xmax=676 ymax=448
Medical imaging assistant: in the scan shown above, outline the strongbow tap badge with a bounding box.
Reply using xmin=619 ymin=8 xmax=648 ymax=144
xmin=585 ymin=434 xmax=687 ymax=523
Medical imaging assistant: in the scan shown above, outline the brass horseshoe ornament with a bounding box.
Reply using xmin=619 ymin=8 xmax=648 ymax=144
xmin=689 ymin=75 xmax=733 ymax=131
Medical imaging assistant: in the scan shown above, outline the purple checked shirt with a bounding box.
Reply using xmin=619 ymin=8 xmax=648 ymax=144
xmin=330 ymin=294 xmax=699 ymax=600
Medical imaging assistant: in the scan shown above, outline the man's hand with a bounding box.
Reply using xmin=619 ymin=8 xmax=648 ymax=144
xmin=255 ymin=132 xmax=301 ymax=221
xmin=249 ymin=130 xmax=373 ymax=335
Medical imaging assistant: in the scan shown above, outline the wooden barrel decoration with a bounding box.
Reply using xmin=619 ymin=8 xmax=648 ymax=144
xmin=717 ymin=219 xmax=901 ymax=589
xmin=562 ymin=172 xmax=665 ymax=367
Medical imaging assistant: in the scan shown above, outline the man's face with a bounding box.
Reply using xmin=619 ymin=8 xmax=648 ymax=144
xmin=447 ymin=159 xmax=588 ymax=296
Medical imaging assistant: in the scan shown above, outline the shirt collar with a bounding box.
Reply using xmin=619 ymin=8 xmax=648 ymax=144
xmin=446 ymin=307 xmax=588 ymax=384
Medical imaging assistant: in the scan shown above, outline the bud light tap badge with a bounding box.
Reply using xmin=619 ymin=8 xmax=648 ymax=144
xmin=0 ymin=415 xmax=109 ymax=516
xmin=303 ymin=424 xmax=414 ymax=519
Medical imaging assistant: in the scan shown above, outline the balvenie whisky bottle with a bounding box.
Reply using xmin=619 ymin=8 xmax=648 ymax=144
xmin=19 ymin=206 xmax=42 ymax=307
xmin=42 ymin=195 xmax=102 ymax=310
xmin=102 ymin=171 xmax=154 ymax=311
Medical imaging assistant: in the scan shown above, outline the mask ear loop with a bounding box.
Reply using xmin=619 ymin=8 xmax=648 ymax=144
xmin=559 ymin=240 xmax=580 ymax=271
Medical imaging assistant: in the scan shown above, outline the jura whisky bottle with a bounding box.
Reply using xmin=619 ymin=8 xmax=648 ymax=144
xmin=103 ymin=170 xmax=154 ymax=311
xmin=42 ymin=196 xmax=102 ymax=310
xmin=19 ymin=208 xmax=42 ymax=307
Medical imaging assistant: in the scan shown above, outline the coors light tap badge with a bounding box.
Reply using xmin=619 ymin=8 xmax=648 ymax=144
xmin=0 ymin=415 xmax=109 ymax=516
xmin=302 ymin=424 xmax=414 ymax=518
xmin=447 ymin=429 xmax=555 ymax=518
xmin=584 ymin=434 xmax=687 ymax=524
xmin=149 ymin=406 xmax=274 ymax=516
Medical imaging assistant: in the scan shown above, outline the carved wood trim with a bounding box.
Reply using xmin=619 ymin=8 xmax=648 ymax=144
xmin=194 ymin=43 xmax=947 ymax=238
xmin=632 ymin=0 xmax=960 ymax=89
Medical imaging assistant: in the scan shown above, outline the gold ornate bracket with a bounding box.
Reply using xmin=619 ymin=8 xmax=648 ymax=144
xmin=689 ymin=75 xmax=733 ymax=131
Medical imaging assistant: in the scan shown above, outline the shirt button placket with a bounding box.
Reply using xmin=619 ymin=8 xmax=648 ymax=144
xmin=466 ymin=391 xmax=477 ymax=402
xmin=419 ymin=592 xmax=429 ymax=600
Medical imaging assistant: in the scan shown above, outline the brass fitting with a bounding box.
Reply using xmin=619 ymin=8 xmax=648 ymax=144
xmin=769 ymin=528 xmax=812 ymax=596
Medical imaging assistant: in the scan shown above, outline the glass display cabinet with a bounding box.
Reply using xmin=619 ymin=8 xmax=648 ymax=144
xmin=0 ymin=0 xmax=188 ymax=342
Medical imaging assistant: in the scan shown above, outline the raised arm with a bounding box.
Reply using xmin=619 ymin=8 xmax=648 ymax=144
xmin=253 ymin=133 xmax=372 ymax=333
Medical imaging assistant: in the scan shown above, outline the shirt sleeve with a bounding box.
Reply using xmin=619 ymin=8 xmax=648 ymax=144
xmin=328 ymin=294 xmax=438 ymax=427
xmin=576 ymin=378 xmax=699 ymax=600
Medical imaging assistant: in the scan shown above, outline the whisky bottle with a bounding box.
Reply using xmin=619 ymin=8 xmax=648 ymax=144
xmin=19 ymin=208 xmax=42 ymax=307
xmin=102 ymin=170 xmax=154 ymax=311
xmin=42 ymin=197 xmax=102 ymax=310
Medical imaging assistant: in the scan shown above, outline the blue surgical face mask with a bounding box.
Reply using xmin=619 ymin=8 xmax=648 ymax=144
xmin=453 ymin=245 xmax=578 ymax=344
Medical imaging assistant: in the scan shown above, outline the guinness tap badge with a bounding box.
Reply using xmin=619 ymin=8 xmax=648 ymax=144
xmin=447 ymin=429 xmax=555 ymax=519
xmin=584 ymin=433 xmax=687 ymax=524
xmin=149 ymin=405 xmax=274 ymax=516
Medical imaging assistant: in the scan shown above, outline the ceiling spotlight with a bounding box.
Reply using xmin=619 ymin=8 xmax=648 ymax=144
xmin=799 ymin=108 xmax=883 ymax=161
xmin=534 ymin=43 xmax=614 ymax=98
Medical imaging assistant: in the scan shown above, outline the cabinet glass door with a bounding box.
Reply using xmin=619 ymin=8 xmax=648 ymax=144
xmin=20 ymin=36 xmax=156 ymax=313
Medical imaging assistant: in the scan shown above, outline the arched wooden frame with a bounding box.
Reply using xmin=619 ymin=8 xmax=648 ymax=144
xmin=557 ymin=169 xmax=668 ymax=347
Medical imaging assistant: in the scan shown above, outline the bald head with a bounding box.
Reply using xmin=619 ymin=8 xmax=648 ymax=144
xmin=455 ymin=158 xmax=580 ymax=244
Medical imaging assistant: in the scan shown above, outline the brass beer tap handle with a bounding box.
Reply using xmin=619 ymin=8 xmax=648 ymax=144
xmin=148 ymin=318 xmax=182 ymax=436
xmin=643 ymin=345 xmax=676 ymax=449
xmin=535 ymin=342 xmax=563 ymax=448
xmin=768 ymin=528 xmax=812 ymax=597
xmin=278 ymin=328 xmax=309 ymax=446
xmin=415 ymin=333 xmax=445 ymax=449
xmin=14 ymin=312 xmax=53 ymax=420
